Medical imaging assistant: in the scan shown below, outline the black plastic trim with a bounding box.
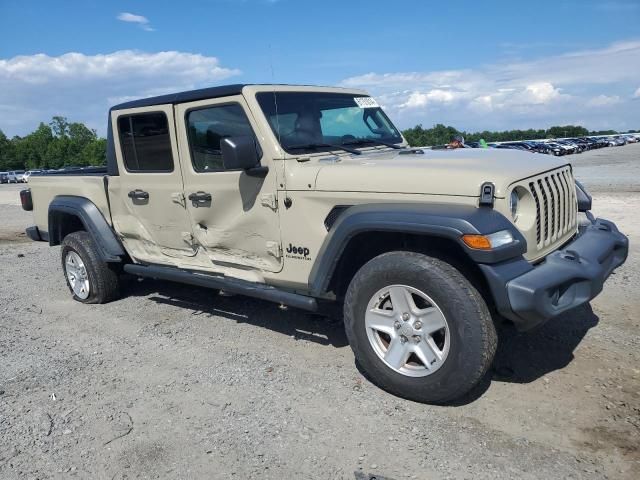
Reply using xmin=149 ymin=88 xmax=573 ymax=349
xmin=245 ymin=166 xmax=269 ymax=177
xmin=308 ymin=203 xmax=526 ymax=296
xmin=575 ymin=180 xmax=592 ymax=212
xmin=106 ymin=115 xmax=118 ymax=176
xmin=481 ymin=217 xmax=628 ymax=331
xmin=111 ymin=84 xmax=247 ymax=111
xmin=324 ymin=205 xmax=352 ymax=231
xmin=31 ymin=167 xmax=108 ymax=177
xmin=48 ymin=196 xmax=125 ymax=262
xmin=124 ymin=263 xmax=318 ymax=312
xmin=25 ymin=226 xmax=46 ymax=242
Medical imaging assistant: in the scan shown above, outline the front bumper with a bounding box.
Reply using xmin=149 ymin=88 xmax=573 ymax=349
xmin=481 ymin=217 xmax=628 ymax=331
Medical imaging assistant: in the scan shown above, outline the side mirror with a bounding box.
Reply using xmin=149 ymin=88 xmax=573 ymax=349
xmin=221 ymin=136 xmax=260 ymax=171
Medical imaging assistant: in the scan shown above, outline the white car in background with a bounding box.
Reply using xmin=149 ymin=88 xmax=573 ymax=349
xmin=23 ymin=170 xmax=42 ymax=182
xmin=8 ymin=170 xmax=26 ymax=183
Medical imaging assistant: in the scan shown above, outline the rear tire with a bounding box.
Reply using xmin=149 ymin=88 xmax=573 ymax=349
xmin=61 ymin=231 xmax=120 ymax=304
xmin=344 ymin=251 xmax=497 ymax=404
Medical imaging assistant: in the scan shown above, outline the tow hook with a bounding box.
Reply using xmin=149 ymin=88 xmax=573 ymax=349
xmin=562 ymin=250 xmax=581 ymax=263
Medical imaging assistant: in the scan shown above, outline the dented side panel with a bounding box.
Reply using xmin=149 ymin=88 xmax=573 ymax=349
xmin=107 ymin=105 xmax=198 ymax=267
xmin=174 ymin=95 xmax=283 ymax=274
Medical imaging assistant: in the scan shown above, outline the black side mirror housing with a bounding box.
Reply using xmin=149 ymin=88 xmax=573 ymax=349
xmin=221 ymin=136 xmax=261 ymax=171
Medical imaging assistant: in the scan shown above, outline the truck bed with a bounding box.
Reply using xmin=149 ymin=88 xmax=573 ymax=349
xmin=29 ymin=174 xmax=112 ymax=233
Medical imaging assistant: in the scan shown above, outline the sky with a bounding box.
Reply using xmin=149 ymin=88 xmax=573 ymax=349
xmin=1 ymin=0 xmax=639 ymax=137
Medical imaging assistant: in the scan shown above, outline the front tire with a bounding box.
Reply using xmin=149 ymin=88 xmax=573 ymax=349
xmin=344 ymin=251 xmax=497 ymax=404
xmin=61 ymin=231 xmax=120 ymax=304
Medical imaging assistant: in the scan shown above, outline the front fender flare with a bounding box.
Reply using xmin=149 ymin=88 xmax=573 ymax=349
xmin=308 ymin=203 xmax=526 ymax=296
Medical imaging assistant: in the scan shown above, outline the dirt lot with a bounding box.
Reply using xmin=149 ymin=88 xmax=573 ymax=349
xmin=1 ymin=145 xmax=639 ymax=480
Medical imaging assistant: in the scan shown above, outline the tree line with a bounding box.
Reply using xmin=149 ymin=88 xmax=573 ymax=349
xmin=0 ymin=117 xmax=106 ymax=171
xmin=0 ymin=117 xmax=635 ymax=171
xmin=402 ymin=123 xmax=627 ymax=147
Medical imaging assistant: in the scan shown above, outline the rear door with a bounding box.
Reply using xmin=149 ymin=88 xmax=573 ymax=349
xmin=174 ymin=95 xmax=282 ymax=273
xmin=108 ymin=105 xmax=196 ymax=265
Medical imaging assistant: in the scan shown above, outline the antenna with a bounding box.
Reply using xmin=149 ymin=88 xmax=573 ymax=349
xmin=269 ymin=44 xmax=289 ymax=205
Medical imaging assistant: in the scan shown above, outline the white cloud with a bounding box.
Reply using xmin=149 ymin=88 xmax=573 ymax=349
xmin=523 ymin=83 xmax=562 ymax=104
xmin=0 ymin=51 xmax=241 ymax=135
xmin=586 ymin=94 xmax=622 ymax=107
xmin=401 ymin=89 xmax=461 ymax=108
xmin=634 ymin=87 xmax=640 ymax=98
xmin=341 ymin=40 xmax=640 ymax=131
xmin=117 ymin=12 xmax=154 ymax=31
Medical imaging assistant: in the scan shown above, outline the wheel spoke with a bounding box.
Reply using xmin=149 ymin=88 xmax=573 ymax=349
xmin=388 ymin=286 xmax=414 ymax=314
xmin=413 ymin=341 xmax=438 ymax=368
xmin=418 ymin=307 xmax=447 ymax=333
xmin=426 ymin=336 xmax=444 ymax=361
xmin=365 ymin=308 xmax=397 ymax=335
xmin=384 ymin=337 xmax=410 ymax=370
xmin=66 ymin=258 xmax=77 ymax=276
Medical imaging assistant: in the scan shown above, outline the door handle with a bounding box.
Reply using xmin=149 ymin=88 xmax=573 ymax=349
xmin=128 ymin=189 xmax=149 ymax=200
xmin=188 ymin=191 xmax=212 ymax=205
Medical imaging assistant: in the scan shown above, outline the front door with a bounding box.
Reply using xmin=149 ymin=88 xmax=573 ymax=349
xmin=108 ymin=105 xmax=195 ymax=265
xmin=175 ymin=96 xmax=282 ymax=273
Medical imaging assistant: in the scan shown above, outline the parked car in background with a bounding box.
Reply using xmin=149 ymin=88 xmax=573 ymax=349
xmin=0 ymin=172 xmax=9 ymax=184
xmin=552 ymin=140 xmax=579 ymax=154
xmin=8 ymin=170 xmax=26 ymax=183
xmin=543 ymin=142 xmax=567 ymax=156
xmin=501 ymin=142 xmax=535 ymax=153
xmin=23 ymin=170 xmax=42 ymax=182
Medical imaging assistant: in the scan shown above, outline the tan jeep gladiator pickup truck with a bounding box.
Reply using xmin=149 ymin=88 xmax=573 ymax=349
xmin=21 ymin=84 xmax=628 ymax=403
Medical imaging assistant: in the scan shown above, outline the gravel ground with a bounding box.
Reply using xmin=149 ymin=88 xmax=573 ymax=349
xmin=1 ymin=145 xmax=638 ymax=480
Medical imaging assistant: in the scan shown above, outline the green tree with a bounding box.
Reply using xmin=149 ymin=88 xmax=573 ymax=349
xmin=50 ymin=116 xmax=70 ymax=138
xmin=0 ymin=129 xmax=19 ymax=170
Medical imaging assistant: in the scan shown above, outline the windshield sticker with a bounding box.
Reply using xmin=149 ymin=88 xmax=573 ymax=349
xmin=354 ymin=97 xmax=379 ymax=108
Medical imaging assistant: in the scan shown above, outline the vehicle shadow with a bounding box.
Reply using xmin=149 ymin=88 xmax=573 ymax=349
xmin=451 ymin=303 xmax=600 ymax=405
xmin=122 ymin=276 xmax=599 ymax=405
xmin=123 ymin=276 xmax=349 ymax=348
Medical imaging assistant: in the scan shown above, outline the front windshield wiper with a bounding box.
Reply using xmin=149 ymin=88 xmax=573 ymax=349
xmin=342 ymin=139 xmax=406 ymax=150
xmin=286 ymin=143 xmax=362 ymax=155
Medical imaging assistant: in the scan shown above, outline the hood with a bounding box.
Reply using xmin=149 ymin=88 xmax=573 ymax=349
xmin=312 ymin=148 xmax=568 ymax=198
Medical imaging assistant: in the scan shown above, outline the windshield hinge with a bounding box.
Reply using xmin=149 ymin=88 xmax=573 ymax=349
xmin=261 ymin=193 xmax=278 ymax=211
xmin=479 ymin=182 xmax=495 ymax=207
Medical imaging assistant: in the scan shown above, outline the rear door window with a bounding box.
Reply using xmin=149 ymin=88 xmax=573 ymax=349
xmin=117 ymin=112 xmax=174 ymax=172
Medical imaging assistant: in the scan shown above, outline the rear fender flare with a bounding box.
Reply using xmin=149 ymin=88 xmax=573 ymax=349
xmin=48 ymin=195 xmax=125 ymax=262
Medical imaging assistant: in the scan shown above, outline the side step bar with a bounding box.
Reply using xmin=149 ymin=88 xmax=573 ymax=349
xmin=123 ymin=263 xmax=318 ymax=312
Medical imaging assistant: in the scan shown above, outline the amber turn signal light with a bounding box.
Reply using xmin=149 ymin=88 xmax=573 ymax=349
xmin=462 ymin=230 xmax=516 ymax=250
xmin=461 ymin=234 xmax=492 ymax=250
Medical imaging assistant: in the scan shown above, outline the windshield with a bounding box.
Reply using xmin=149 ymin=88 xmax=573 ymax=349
xmin=256 ymin=92 xmax=403 ymax=154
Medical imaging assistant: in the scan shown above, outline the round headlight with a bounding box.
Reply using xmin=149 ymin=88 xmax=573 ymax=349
xmin=510 ymin=190 xmax=519 ymax=220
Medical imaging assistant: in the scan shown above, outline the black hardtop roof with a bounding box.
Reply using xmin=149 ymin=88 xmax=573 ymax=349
xmin=109 ymin=83 xmax=357 ymax=111
xmin=110 ymin=84 xmax=247 ymax=111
